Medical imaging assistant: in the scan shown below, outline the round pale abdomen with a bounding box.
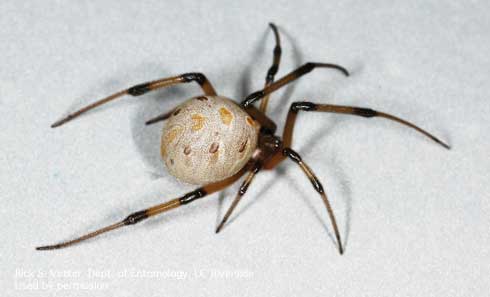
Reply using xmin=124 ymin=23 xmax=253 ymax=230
xmin=161 ymin=95 xmax=259 ymax=185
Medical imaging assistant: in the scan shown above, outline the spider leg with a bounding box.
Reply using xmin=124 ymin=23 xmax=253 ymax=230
xmin=215 ymin=162 xmax=262 ymax=233
xmin=259 ymin=23 xmax=282 ymax=113
xmin=145 ymin=43 xmax=281 ymax=126
xmin=51 ymin=73 xmax=217 ymax=128
xmin=242 ymin=62 xmax=349 ymax=107
xmin=282 ymin=148 xmax=344 ymax=255
xmin=266 ymin=99 xmax=449 ymax=170
xmin=36 ymin=170 xmax=243 ymax=251
xmin=145 ymin=107 xmax=177 ymax=125
xmin=283 ymin=101 xmax=450 ymax=149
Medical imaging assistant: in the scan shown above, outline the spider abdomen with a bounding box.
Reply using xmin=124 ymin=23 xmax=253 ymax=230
xmin=161 ymin=96 xmax=259 ymax=185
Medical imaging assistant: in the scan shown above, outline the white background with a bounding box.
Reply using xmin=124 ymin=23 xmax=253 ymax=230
xmin=1 ymin=1 xmax=488 ymax=296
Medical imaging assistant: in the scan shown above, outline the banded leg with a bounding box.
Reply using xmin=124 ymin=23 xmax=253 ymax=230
xmin=242 ymin=62 xmax=349 ymax=108
xmin=283 ymin=102 xmax=450 ymax=149
xmin=215 ymin=162 xmax=262 ymax=233
xmin=283 ymin=148 xmax=343 ymax=255
xmin=51 ymin=73 xmax=217 ymax=128
xmin=259 ymin=23 xmax=282 ymax=113
xmin=36 ymin=171 xmax=243 ymax=251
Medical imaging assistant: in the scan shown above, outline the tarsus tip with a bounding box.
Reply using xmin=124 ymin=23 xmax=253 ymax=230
xmin=339 ymin=68 xmax=350 ymax=77
xmin=50 ymin=120 xmax=63 ymax=128
xmin=432 ymin=137 xmax=451 ymax=150
xmin=36 ymin=245 xmax=58 ymax=251
xmin=215 ymin=225 xmax=223 ymax=234
xmin=440 ymin=141 xmax=451 ymax=150
xmin=51 ymin=117 xmax=70 ymax=128
xmin=51 ymin=114 xmax=75 ymax=128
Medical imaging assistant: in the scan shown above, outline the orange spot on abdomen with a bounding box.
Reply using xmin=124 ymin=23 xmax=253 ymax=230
xmin=219 ymin=107 xmax=233 ymax=125
xmin=191 ymin=114 xmax=206 ymax=131
xmin=246 ymin=116 xmax=255 ymax=126
xmin=161 ymin=126 xmax=182 ymax=157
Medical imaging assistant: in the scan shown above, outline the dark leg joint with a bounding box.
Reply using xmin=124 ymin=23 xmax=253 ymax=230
xmin=283 ymin=148 xmax=302 ymax=163
xmin=242 ymin=90 xmax=265 ymax=107
xmin=128 ymin=83 xmax=151 ymax=96
xmin=240 ymin=164 xmax=261 ymax=195
xmin=303 ymin=62 xmax=315 ymax=73
xmin=179 ymin=188 xmax=207 ymax=205
xmin=123 ymin=210 xmax=149 ymax=225
xmin=273 ymin=45 xmax=281 ymax=56
xmin=266 ymin=64 xmax=279 ymax=82
xmin=238 ymin=184 xmax=250 ymax=196
xmin=310 ymin=178 xmax=324 ymax=194
xmin=291 ymin=102 xmax=317 ymax=112
xmin=182 ymin=73 xmax=205 ymax=85
xmin=259 ymin=126 xmax=275 ymax=135
xmin=354 ymin=107 xmax=377 ymax=117
xmin=251 ymin=162 xmax=262 ymax=174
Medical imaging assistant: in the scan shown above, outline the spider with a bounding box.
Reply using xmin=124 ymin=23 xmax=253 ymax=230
xmin=37 ymin=23 xmax=450 ymax=254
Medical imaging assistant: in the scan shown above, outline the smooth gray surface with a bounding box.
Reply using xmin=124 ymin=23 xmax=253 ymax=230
xmin=1 ymin=1 xmax=489 ymax=296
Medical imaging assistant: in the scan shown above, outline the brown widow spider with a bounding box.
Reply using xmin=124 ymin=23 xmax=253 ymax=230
xmin=37 ymin=23 xmax=449 ymax=254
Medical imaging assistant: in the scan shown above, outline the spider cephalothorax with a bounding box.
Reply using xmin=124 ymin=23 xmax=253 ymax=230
xmin=38 ymin=23 xmax=449 ymax=254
